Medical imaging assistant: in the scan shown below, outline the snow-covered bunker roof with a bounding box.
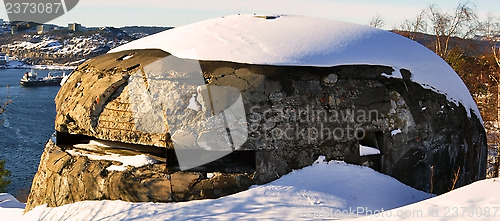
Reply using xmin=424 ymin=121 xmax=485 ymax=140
xmin=110 ymin=14 xmax=480 ymax=119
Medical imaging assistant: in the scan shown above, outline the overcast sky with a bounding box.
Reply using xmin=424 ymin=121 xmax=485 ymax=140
xmin=1 ymin=0 xmax=499 ymax=28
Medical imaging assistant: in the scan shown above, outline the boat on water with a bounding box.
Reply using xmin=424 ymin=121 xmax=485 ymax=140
xmin=19 ymin=70 xmax=65 ymax=87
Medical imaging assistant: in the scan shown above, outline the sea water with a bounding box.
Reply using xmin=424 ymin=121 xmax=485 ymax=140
xmin=0 ymin=69 xmax=60 ymax=197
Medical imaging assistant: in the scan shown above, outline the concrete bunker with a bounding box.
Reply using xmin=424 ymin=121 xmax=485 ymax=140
xmin=25 ymin=15 xmax=487 ymax=211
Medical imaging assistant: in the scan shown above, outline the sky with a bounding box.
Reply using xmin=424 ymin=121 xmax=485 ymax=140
xmin=0 ymin=0 xmax=499 ymax=28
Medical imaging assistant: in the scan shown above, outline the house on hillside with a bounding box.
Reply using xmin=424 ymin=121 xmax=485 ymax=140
xmin=0 ymin=53 xmax=9 ymax=66
xmin=68 ymin=23 xmax=82 ymax=32
xmin=37 ymin=24 xmax=60 ymax=34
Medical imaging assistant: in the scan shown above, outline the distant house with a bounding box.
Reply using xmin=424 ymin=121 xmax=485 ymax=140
xmin=37 ymin=25 xmax=46 ymax=34
xmin=68 ymin=23 xmax=82 ymax=32
xmin=10 ymin=26 xmax=17 ymax=35
xmin=0 ymin=53 xmax=8 ymax=66
xmin=37 ymin=24 xmax=60 ymax=34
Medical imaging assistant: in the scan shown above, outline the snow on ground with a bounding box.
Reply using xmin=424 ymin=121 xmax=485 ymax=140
xmin=0 ymin=193 xmax=25 ymax=220
xmin=31 ymin=65 xmax=76 ymax=70
xmin=5 ymin=60 xmax=76 ymax=70
xmin=1 ymin=157 xmax=498 ymax=220
xmin=110 ymin=14 xmax=480 ymax=120
xmin=356 ymin=178 xmax=500 ymax=221
xmin=5 ymin=60 xmax=26 ymax=68
xmin=2 ymin=157 xmax=431 ymax=220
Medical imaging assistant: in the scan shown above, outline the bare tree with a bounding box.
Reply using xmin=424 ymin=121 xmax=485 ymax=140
xmin=489 ymin=127 xmax=500 ymax=178
xmin=398 ymin=2 xmax=498 ymax=177
xmin=427 ymin=2 xmax=478 ymax=59
xmin=480 ymin=14 xmax=500 ymax=177
xmin=400 ymin=10 xmax=428 ymax=40
xmin=369 ymin=15 xmax=385 ymax=29
xmin=481 ymin=15 xmax=500 ymax=68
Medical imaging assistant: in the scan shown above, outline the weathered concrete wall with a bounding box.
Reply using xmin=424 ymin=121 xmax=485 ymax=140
xmin=202 ymin=59 xmax=487 ymax=193
xmin=54 ymin=49 xmax=170 ymax=147
xmin=26 ymin=49 xmax=487 ymax=211
xmin=25 ymin=140 xmax=253 ymax=212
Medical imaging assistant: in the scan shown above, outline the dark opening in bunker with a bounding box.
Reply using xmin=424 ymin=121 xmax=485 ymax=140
xmin=166 ymin=149 xmax=256 ymax=173
xmin=56 ymin=131 xmax=167 ymax=159
xmin=359 ymin=131 xmax=384 ymax=152
xmin=56 ymin=131 xmax=94 ymax=146
xmin=358 ymin=131 xmax=384 ymax=172
xmin=57 ymin=131 xmax=256 ymax=173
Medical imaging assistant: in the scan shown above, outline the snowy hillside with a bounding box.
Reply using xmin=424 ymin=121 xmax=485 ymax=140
xmin=1 ymin=158 xmax=498 ymax=220
xmin=4 ymin=34 xmax=127 ymax=57
xmin=5 ymin=36 xmax=123 ymax=57
xmin=1 ymin=29 xmax=131 ymax=65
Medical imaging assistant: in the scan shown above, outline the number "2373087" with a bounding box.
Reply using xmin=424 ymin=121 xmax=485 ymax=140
xmin=5 ymin=2 xmax=62 ymax=14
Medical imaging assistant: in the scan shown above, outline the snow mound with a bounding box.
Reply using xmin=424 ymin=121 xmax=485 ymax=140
xmin=0 ymin=194 xmax=24 ymax=209
xmin=21 ymin=158 xmax=429 ymax=220
xmin=110 ymin=14 xmax=481 ymax=120
xmin=357 ymin=178 xmax=500 ymax=221
xmin=0 ymin=193 xmax=25 ymax=220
